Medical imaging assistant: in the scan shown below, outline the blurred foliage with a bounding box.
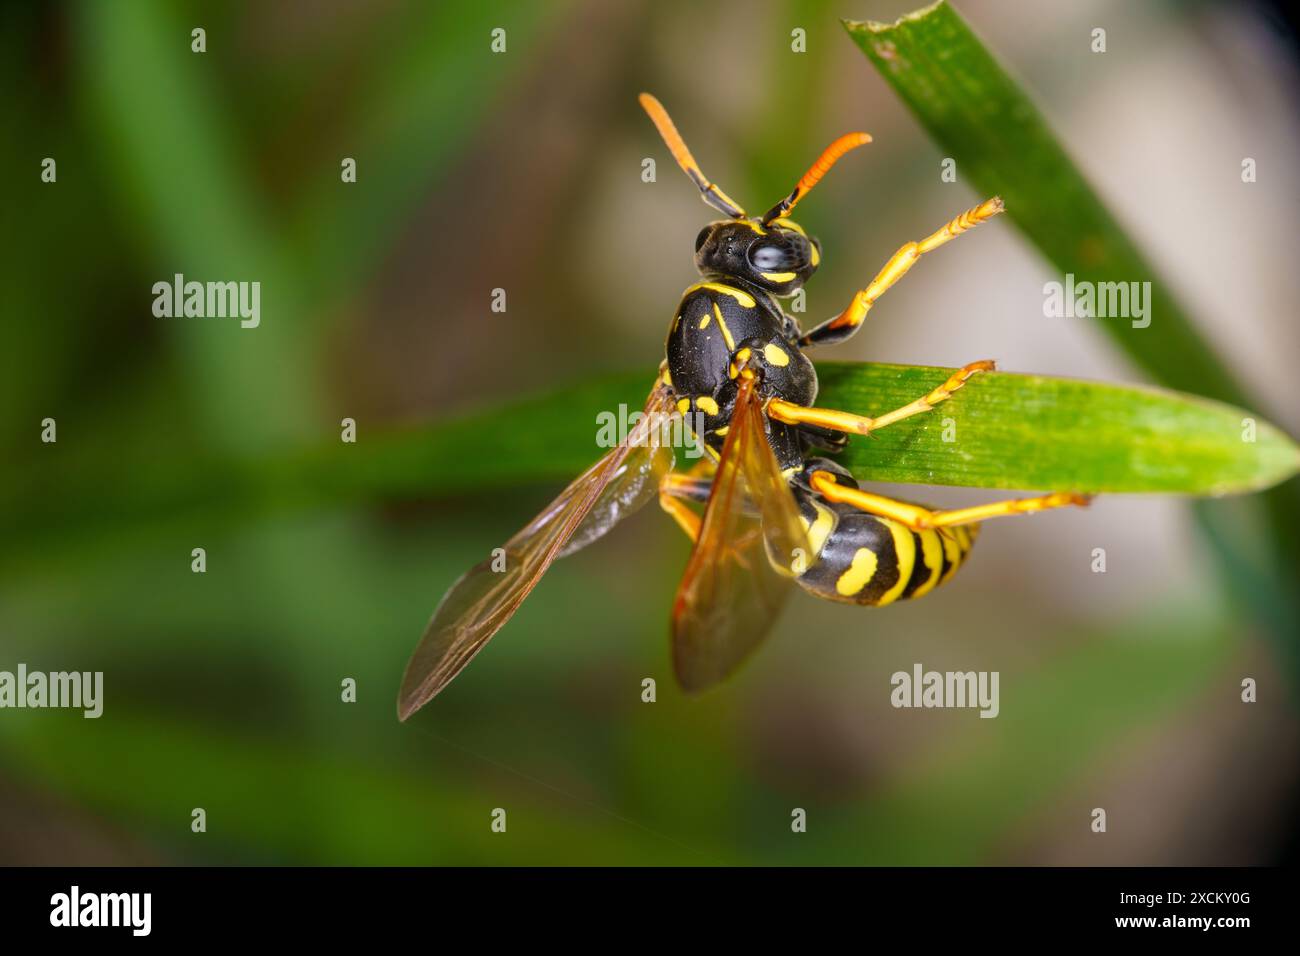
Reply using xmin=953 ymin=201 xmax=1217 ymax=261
xmin=846 ymin=2 xmax=1245 ymax=405
xmin=1 ymin=609 xmax=1230 ymax=864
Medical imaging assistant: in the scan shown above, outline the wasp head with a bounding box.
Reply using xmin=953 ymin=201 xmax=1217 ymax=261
xmin=694 ymin=218 xmax=820 ymax=296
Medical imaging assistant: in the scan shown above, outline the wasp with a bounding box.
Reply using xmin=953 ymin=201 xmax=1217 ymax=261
xmin=397 ymin=94 xmax=1090 ymax=719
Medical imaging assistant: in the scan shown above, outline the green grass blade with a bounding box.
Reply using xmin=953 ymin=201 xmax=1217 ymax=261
xmin=4 ymin=363 xmax=1295 ymax=573
xmin=816 ymin=363 xmax=1296 ymax=494
xmin=234 ymin=362 xmax=1300 ymax=497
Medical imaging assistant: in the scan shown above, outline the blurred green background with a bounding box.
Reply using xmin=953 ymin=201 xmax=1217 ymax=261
xmin=2 ymin=0 xmax=1298 ymax=865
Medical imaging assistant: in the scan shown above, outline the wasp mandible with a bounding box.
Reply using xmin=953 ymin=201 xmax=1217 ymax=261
xmin=397 ymin=94 xmax=1089 ymax=719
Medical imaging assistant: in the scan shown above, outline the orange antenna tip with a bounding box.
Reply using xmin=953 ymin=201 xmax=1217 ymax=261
xmin=762 ymin=131 xmax=873 ymax=224
xmin=638 ymin=92 xmax=747 ymax=219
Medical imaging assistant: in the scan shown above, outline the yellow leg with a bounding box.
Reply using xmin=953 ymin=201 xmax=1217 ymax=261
xmin=658 ymin=473 xmax=711 ymax=542
xmin=801 ymin=197 xmax=1004 ymax=347
xmin=810 ymin=471 xmax=1090 ymax=531
xmin=768 ymin=360 xmax=994 ymax=436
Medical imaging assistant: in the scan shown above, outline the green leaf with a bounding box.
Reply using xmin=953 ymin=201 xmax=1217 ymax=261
xmin=254 ymin=362 xmax=1300 ymax=497
xmin=814 ymin=363 xmax=1296 ymax=495
xmin=4 ymin=363 xmax=1295 ymax=573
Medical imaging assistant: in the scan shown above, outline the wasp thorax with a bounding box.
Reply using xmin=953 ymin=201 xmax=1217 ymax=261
xmin=694 ymin=219 xmax=820 ymax=296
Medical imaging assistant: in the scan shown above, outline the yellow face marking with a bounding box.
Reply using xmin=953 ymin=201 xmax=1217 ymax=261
xmin=688 ymin=282 xmax=756 ymax=309
xmin=763 ymin=343 xmax=790 ymax=367
xmin=711 ymin=302 xmax=735 ymax=350
xmin=698 ymin=312 xmax=711 ymax=329
xmin=761 ymin=271 xmax=797 ymax=283
xmin=836 ymin=547 xmax=878 ymax=597
xmin=909 ymin=529 xmax=944 ymax=599
xmin=810 ymin=243 xmax=820 ymax=267
xmin=676 ymin=398 xmax=691 ymax=414
xmin=875 ymin=520 xmax=917 ymax=607
xmin=696 ymin=396 xmax=719 ymax=416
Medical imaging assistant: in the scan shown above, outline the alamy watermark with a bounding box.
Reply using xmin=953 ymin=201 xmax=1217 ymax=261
xmin=1043 ymin=273 xmax=1151 ymax=328
xmin=891 ymin=662 xmax=999 ymax=718
xmin=50 ymin=886 xmax=150 ymax=936
xmin=0 ymin=664 xmax=102 ymax=718
xmin=152 ymin=273 xmax=260 ymax=329
xmin=596 ymin=404 xmax=705 ymax=458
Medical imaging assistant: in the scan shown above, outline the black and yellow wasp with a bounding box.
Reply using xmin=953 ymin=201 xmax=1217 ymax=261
xmin=397 ymin=94 xmax=1089 ymax=719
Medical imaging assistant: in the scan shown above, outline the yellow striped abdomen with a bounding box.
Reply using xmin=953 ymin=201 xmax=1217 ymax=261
xmin=792 ymin=497 xmax=978 ymax=606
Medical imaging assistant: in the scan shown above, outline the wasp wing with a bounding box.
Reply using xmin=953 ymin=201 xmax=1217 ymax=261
xmin=671 ymin=374 xmax=809 ymax=692
xmin=398 ymin=383 xmax=677 ymax=719
xmin=558 ymin=395 xmax=683 ymax=558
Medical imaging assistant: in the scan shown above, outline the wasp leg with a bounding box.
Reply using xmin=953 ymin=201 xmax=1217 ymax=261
xmin=658 ymin=473 xmax=713 ymax=542
xmin=799 ymin=198 xmax=1004 ymax=348
xmin=768 ymin=361 xmax=994 ymax=436
xmin=810 ymin=471 xmax=1090 ymax=530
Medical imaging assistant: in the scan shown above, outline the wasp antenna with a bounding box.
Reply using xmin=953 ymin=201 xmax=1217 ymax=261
xmin=639 ymin=92 xmax=747 ymax=219
xmin=761 ymin=131 xmax=872 ymax=224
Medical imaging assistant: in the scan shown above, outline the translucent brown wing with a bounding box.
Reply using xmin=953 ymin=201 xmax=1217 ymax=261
xmin=671 ymin=374 xmax=809 ymax=692
xmin=398 ymin=382 xmax=677 ymax=719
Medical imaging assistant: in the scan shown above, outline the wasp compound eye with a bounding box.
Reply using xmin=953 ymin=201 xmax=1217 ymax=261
xmin=747 ymin=235 xmax=810 ymax=272
xmin=695 ymin=226 xmax=712 ymax=252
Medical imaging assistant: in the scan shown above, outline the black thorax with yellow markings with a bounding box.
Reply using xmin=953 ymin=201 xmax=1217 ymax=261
xmin=664 ymin=273 xmax=817 ymax=471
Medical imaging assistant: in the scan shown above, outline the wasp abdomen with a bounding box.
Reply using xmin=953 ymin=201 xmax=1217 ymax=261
xmin=777 ymin=460 xmax=977 ymax=606
xmin=790 ymin=496 xmax=977 ymax=606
